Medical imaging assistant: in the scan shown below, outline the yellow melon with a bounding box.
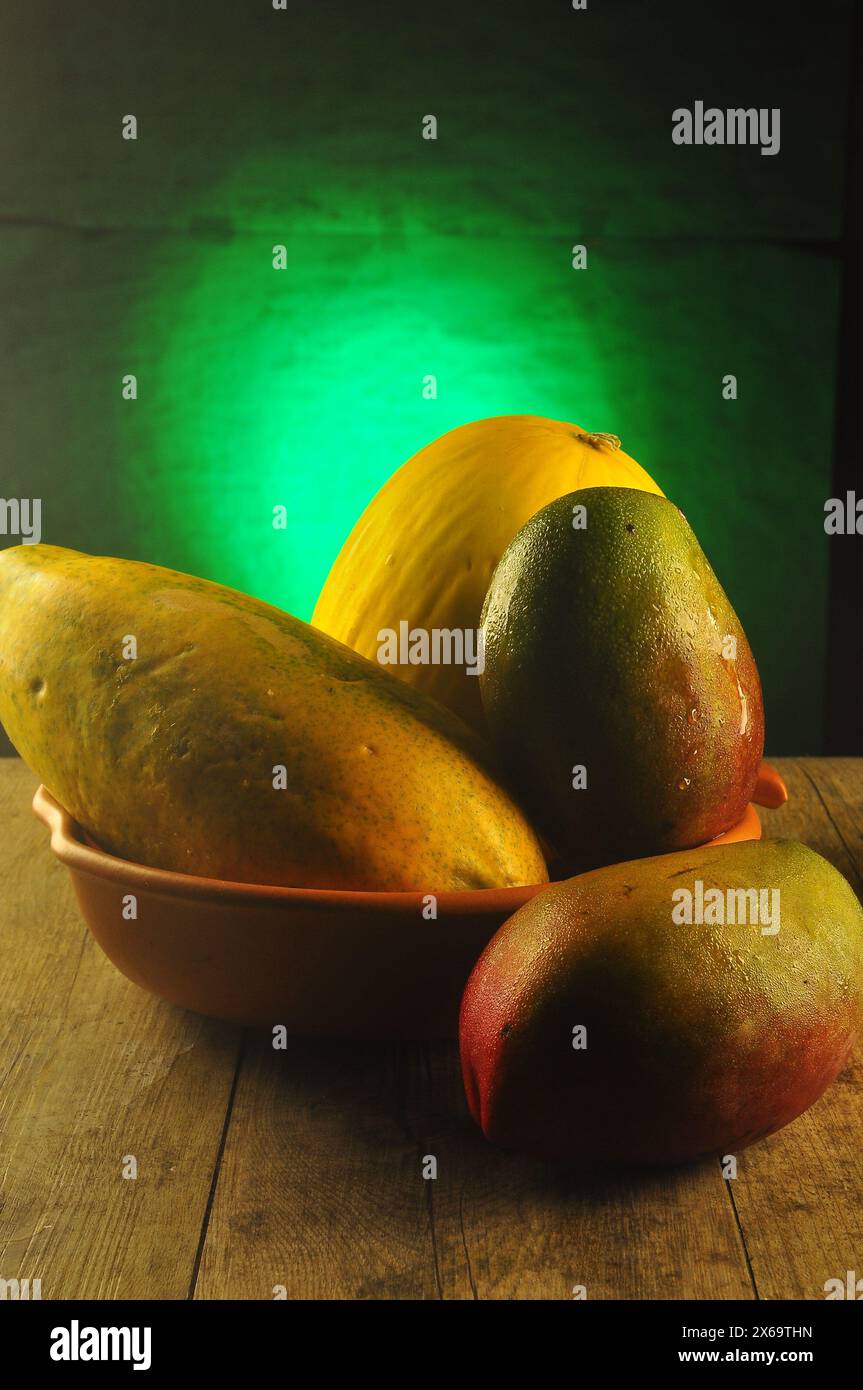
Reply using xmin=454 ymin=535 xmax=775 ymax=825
xmin=312 ymin=415 xmax=664 ymax=731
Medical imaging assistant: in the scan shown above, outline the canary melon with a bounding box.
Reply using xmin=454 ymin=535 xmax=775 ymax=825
xmin=312 ymin=415 xmax=663 ymax=732
xmin=0 ymin=545 xmax=547 ymax=891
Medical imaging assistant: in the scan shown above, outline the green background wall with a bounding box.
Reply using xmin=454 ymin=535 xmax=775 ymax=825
xmin=0 ymin=0 xmax=852 ymax=753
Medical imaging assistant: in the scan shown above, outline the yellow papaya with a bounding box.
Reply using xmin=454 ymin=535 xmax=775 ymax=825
xmin=0 ymin=545 xmax=547 ymax=891
xmin=312 ymin=415 xmax=663 ymax=732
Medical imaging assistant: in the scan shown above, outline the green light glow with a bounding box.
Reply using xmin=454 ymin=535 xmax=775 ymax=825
xmin=116 ymin=154 xmax=838 ymax=754
xmin=119 ymin=160 xmax=612 ymax=619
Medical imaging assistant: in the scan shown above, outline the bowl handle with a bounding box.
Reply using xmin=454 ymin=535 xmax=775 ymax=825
xmin=753 ymin=760 xmax=788 ymax=810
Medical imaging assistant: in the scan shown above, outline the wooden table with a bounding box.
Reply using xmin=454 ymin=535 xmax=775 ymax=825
xmin=1 ymin=756 xmax=861 ymax=1301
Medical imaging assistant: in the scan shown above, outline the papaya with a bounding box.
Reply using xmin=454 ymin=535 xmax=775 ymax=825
xmin=460 ymin=839 xmax=863 ymax=1166
xmin=312 ymin=416 xmax=663 ymax=733
xmin=479 ymin=487 xmax=764 ymax=865
xmin=0 ymin=545 xmax=547 ymax=891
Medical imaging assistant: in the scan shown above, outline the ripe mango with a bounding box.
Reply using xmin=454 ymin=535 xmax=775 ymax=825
xmin=460 ymin=840 xmax=863 ymax=1165
xmin=0 ymin=545 xmax=547 ymax=891
xmin=480 ymin=487 xmax=764 ymax=865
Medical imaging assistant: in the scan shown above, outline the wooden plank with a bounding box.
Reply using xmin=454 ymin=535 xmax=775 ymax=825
xmin=0 ymin=758 xmax=241 ymax=1299
xmin=4 ymin=756 xmax=861 ymax=1299
xmin=726 ymin=757 xmax=863 ymax=1300
xmin=397 ymin=1043 xmax=751 ymax=1301
xmin=760 ymin=757 xmax=863 ymax=892
xmin=197 ymin=1024 xmax=749 ymax=1300
xmin=790 ymin=758 xmax=863 ymax=893
xmin=195 ymin=1035 xmax=440 ymax=1301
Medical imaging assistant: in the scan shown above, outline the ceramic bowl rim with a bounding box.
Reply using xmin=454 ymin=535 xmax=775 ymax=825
xmin=31 ymin=784 xmax=542 ymax=915
xmin=32 ymin=780 xmax=773 ymax=916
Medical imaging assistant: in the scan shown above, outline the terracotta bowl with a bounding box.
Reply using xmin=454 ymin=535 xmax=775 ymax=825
xmin=32 ymin=764 xmax=787 ymax=1040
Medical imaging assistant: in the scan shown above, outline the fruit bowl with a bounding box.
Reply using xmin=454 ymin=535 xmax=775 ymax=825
xmin=32 ymin=765 xmax=786 ymax=1039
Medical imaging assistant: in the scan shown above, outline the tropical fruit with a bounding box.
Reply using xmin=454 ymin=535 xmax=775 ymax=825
xmin=479 ymin=487 xmax=764 ymax=865
xmin=0 ymin=545 xmax=547 ymax=891
xmin=460 ymin=839 xmax=863 ymax=1165
xmin=313 ymin=416 xmax=663 ymax=733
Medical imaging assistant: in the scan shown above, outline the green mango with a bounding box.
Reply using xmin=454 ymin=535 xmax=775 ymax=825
xmin=479 ymin=487 xmax=764 ymax=866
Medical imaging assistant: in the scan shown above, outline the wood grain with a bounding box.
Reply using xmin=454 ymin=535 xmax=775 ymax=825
xmin=1 ymin=757 xmax=862 ymax=1299
xmin=726 ymin=758 xmax=863 ymax=1300
xmin=0 ymin=759 xmax=242 ymax=1299
xmin=195 ymin=1032 xmax=751 ymax=1300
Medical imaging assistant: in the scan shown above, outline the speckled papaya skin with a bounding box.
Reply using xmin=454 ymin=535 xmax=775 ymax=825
xmin=480 ymin=487 xmax=764 ymax=865
xmin=0 ymin=545 xmax=547 ymax=891
xmin=460 ymin=840 xmax=863 ymax=1166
